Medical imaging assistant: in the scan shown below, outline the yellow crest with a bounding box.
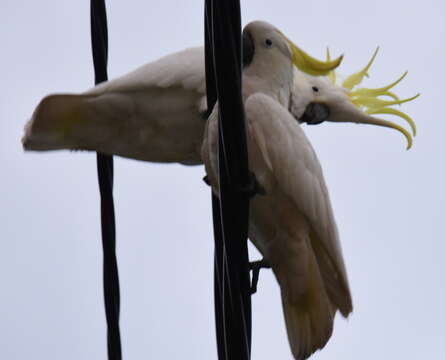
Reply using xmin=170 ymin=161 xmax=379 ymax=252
xmin=327 ymin=47 xmax=420 ymax=149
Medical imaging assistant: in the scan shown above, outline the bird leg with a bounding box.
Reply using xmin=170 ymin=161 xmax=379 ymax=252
xmin=249 ymin=259 xmax=271 ymax=295
xmin=204 ymin=172 xmax=266 ymax=197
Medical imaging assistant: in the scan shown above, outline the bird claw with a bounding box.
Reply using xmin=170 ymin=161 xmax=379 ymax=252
xmin=203 ymin=175 xmax=211 ymax=186
xmin=249 ymin=259 xmax=271 ymax=295
xmin=204 ymin=172 xmax=265 ymax=197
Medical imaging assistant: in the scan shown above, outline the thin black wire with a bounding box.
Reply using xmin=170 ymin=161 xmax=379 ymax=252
xmin=90 ymin=1 xmax=122 ymax=359
xmin=205 ymin=1 xmax=252 ymax=359
xmin=204 ymin=3 xmax=226 ymax=359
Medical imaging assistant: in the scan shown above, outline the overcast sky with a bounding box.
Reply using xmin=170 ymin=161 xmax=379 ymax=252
xmin=1 ymin=0 xmax=444 ymax=359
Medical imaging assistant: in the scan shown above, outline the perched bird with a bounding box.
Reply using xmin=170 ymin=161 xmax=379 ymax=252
xmin=22 ymin=15 xmax=419 ymax=359
xmin=202 ymin=20 xmax=350 ymax=359
xmin=22 ymin=21 xmax=416 ymax=164
xmin=202 ymin=21 xmax=418 ymax=359
xmin=21 ymin=33 xmax=340 ymax=165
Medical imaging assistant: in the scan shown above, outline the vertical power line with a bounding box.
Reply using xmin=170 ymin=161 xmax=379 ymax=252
xmin=90 ymin=2 xmax=250 ymax=358
xmin=90 ymin=1 xmax=122 ymax=359
xmin=205 ymin=1 xmax=252 ymax=359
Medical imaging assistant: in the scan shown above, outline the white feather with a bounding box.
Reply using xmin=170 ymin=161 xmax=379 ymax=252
xmin=23 ymin=47 xmax=207 ymax=165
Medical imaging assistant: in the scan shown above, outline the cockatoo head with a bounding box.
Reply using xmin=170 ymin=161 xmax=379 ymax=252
xmin=299 ymin=48 xmax=419 ymax=149
xmin=242 ymin=21 xmax=343 ymax=82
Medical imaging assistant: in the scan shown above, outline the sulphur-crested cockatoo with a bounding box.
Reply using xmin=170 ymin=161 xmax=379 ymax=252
xmin=22 ymin=20 xmax=417 ymax=164
xmin=202 ymin=20 xmax=419 ymax=359
xmin=21 ymin=30 xmax=337 ymax=165
xmin=202 ymin=21 xmax=351 ymax=360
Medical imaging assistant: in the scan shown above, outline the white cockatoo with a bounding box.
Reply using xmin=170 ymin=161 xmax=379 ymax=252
xmin=22 ymin=21 xmax=416 ymax=164
xmin=202 ymin=21 xmax=351 ymax=359
xmin=201 ymin=21 xmax=418 ymax=359
xmin=21 ymin=35 xmax=340 ymax=165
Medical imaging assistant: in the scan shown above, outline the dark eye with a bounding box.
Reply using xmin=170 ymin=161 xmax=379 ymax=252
xmin=312 ymin=86 xmax=319 ymax=92
xmin=265 ymin=38 xmax=273 ymax=47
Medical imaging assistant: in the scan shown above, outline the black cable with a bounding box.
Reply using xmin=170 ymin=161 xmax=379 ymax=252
xmin=204 ymin=3 xmax=227 ymax=359
xmin=90 ymin=1 xmax=122 ymax=359
xmin=205 ymin=1 xmax=252 ymax=358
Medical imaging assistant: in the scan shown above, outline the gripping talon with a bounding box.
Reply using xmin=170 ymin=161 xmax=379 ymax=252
xmin=203 ymin=175 xmax=211 ymax=186
xmin=249 ymin=259 xmax=271 ymax=294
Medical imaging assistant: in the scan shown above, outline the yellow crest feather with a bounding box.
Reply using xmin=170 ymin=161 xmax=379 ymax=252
xmin=351 ymin=93 xmax=420 ymax=110
xmin=326 ymin=47 xmax=337 ymax=85
xmin=342 ymin=47 xmax=379 ymax=90
xmin=331 ymin=46 xmax=419 ymax=149
xmin=279 ymin=31 xmax=343 ymax=76
xmin=352 ymin=71 xmax=408 ymax=98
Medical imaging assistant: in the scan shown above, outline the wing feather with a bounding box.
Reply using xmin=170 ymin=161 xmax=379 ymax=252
xmin=23 ymin=47 xmax=207 ymax=165
xmin=86 ymin=47 xmax=206 ymax=97
xmin=245 ymin=93 xmax=352 ymax=315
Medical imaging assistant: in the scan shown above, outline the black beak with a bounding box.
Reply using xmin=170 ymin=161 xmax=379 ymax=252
xmin=300 ymin=103 xmax=330 ymax=125
xmin=242 ymin=29 xmax=255 ymax=68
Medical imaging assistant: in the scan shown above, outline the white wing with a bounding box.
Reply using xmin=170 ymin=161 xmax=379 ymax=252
xmin=23 ymin=47 xmax=207 ymax=165
xmin=245 ymin=93 xmax=352 ymax=315
xmin=87 ymin=47 xmax=206 ymax=96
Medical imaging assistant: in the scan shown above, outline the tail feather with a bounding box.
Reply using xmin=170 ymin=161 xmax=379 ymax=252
xmin=274 ymin=238 xmax=336 ymax=360
xmin=22 ymin=94 xmax=101 ymax=151
xmin=310 ymin=231 xmax=353 ymax=317
xmin=21 ymin=91 xmax=205 ymax=165
xmin=282 ymin=298 xmax=334 ymax=360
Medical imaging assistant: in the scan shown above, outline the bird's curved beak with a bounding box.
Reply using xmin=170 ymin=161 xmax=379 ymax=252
xmin=300 ymin=103 xmax=330 ymax=125
xmin=242 ymin=29 xmax=255 ymax=68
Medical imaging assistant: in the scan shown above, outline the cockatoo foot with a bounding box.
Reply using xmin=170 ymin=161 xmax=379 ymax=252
xmin=202 ymin=172 xmax=265 ymax=197
xmin=203 ymin=175 xmax=211 ymax=186
xmin=249 ymin=259 xmax=271 ymax=294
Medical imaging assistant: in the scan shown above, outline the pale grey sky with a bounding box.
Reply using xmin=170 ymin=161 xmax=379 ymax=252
xmin=1 ymin=0 xmax=444 ymax=359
